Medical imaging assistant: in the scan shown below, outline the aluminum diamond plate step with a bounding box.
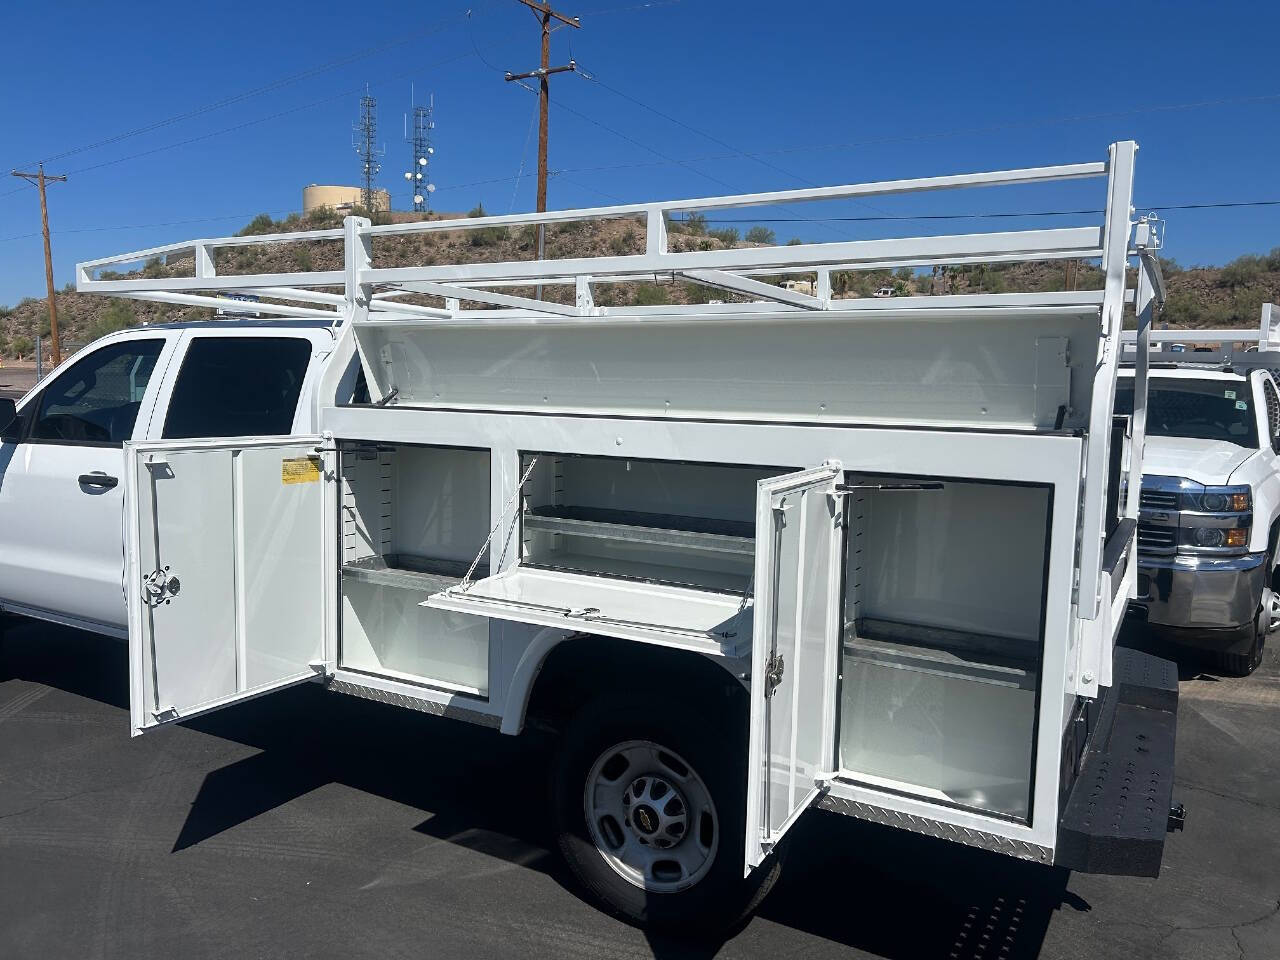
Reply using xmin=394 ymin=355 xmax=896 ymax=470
xmin=1056 ymin=647 xmax=1179 ymax=877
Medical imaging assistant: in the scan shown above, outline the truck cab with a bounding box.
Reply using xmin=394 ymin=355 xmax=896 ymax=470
xmin=0 ymin=321 xmax=335 ymax=638
xmin=1118 ymin=314 xmax=1280 ymax=675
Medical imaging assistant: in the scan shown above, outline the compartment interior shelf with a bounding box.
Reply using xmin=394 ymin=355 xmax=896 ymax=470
xmin=523 ymin=506 xmax=754 ymax=556
xmin=845 ymin=618 xmax=1038 ymax=689
xmin=425 ymin=566 xmax=753 ymax=658
xmin=341 ymin=553 xmax=472 ymax=593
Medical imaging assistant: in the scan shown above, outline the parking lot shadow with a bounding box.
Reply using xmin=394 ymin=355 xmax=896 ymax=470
xmin=176 ymin=685 xmax=1085 ymax=958
xmin=5 ymin=622 xmax=1085 ymax=958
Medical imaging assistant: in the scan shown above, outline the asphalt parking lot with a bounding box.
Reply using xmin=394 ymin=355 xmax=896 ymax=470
xmin=1 ymin=617 xmax=1277 ymax=960
xmin=0 ymin=363 xmax=37 ymax=401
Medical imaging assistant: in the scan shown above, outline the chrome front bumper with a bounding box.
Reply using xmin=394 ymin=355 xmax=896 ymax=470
xmin=1136 ymin=552 xmax=1267 ymax=631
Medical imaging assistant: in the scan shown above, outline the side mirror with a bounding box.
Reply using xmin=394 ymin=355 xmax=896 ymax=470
xmin=0 ymin=397 xmax=18 ymax=441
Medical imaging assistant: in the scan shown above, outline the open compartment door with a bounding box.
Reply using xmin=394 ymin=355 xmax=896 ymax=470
xmin=124 ymin=436 xmax=335 ymax=736
xmin=744 ymin=462 xmax=843 ymax=871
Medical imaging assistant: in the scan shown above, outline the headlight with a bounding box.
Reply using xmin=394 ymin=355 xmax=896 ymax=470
xmin=1193 ymin=527 xmax=1225 ymax=548
xmin=1181 ymin=486 xmax=1251 ymax=513
xmin=1181 ymin=525 xmax=1250 ymax=551
xmin=1201 ymin=493 xmax=1229 ymax=512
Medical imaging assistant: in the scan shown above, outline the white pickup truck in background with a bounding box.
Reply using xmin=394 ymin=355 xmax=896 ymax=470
xmin=1119 ymin=310 xmax=1280 ymax=675
xmin=0 ymin=321 xmax=337 ymax=640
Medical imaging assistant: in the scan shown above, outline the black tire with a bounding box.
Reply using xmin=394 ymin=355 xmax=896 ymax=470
xmin=552 ymin=692 xmax=784 ymax=934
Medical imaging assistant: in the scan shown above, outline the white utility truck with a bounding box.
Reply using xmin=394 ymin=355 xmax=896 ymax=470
xmin=1119 ymin=304 xmax=1280 ymax=675
xmin=4 ymin=141 xmax=1182 ymax=930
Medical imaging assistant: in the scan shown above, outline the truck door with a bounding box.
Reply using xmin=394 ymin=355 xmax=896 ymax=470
xmin=124 ymin=435 xmax=335 ymax=736
xmin=745 ymin=462 xmax=843 ymax=871
xmin=0 ymin=334 xmax=178 ymax=634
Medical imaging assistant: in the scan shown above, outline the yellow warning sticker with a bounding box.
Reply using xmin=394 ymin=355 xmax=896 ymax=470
xmin=281 ymin=456 xmax=322 ymax=485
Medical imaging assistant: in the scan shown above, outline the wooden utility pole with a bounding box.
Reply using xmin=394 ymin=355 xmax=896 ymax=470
xmin=12 ymin=164 xmax=68 ymax=367
xmin=505 ymin=0 xmax=579 ymax=264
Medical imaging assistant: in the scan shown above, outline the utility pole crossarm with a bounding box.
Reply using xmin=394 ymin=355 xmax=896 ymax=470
xmin=504 ymin=0 xmax=582 ymax=292
xmin=504 ymin=61 xmax=576 ymax=82
xmin=515 ymin=0 xmax=580 ymax=28
xmin=11 ymin=165 xmax=68 ymax=368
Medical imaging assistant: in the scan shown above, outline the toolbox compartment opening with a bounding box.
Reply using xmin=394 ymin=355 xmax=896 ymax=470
xmin=338 ymin=442 xmax=493 ymax=695
xmin=427 ymin=453 xmax=794 ymax=656
xmin=837 ymin=475 xmax=1051 ymax=821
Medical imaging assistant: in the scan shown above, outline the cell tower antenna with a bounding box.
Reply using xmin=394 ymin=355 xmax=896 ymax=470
xmin=405 ymin=92 xmax=435 ymax=214
xmin=352 ymin=89 xmax=385 ymax=213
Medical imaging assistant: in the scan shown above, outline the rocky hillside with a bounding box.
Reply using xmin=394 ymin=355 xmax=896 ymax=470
xmin=1 ymin=206 xmax=1277 ymax=359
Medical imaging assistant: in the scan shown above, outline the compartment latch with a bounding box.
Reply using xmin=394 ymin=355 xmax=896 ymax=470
xmin=142 ymin=567 xmax=181 ymax=607
xmin=764 ymin=653 xmax=785 ymax=698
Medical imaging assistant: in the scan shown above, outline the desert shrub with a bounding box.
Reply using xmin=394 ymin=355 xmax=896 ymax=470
xmin=467 ymin=204 xmax=507 ymax=247
xmin=238 ymin=213 xmax=277 ymax=236
xmin=682 ymin=212 xmax=708 ymax=236
xmin=609 ymin=226 xmax=639 ymax=256
xmin=1220 ymin=255 xmax=1265 ymax=288
xmin=633 ymin=283 xmax=669 ymax=306
xmin=10 ymin=335 xmax=32 ymax=358
xmin=708 ymin=227 xmax=739 ymax=245
xmin=85 ymin=301 xmax=137 ymax=342
xmin=745 ymin=225 xmax=776 ymax=244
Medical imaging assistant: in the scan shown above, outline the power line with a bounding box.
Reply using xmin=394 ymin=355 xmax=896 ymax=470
xmin=0 ymin=208 xmax=302 ymax=245
xmin=466 ymin=88 xmax=1280 ymax=196
xmin=3 ymin=8 xmax=480 ymax=172
xmin=0 ymin=48 xmax=481 ymax=205
xmin=570 ymin=65 xmax=870 ymax=236
xmin=6 ymin=198 xmax=1271 ymax=249
xmin=693 ymin=200 xmax=1280 ymax=224
xmin=509 ymin=98 xmax=541 ymax=212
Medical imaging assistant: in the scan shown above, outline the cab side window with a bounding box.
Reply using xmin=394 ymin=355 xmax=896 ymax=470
xmin=1264 ymin=378 xmax=1280 ymax=453
xmin=27 ymin=339 xmax=164 ymax=446
xmin=162 ymin=337 xmax=312 ymax=439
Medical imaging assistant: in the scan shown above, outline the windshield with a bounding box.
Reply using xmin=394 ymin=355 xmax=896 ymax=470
xmin=1115 ymin=377 xmax=1258 ymax=448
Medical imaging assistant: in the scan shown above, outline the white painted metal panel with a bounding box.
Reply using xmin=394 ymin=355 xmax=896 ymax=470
xmin=355 ymin=310 xmax=1100 ymax=430
xmin=125 ymin=436 xmax=331 ymax=735
xmin=745 ymin=463 xmax=843 ymax=871
xmin=424 ymin=567 xmax=752 ymax=658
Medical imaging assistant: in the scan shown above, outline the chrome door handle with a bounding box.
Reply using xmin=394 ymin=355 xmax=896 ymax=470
xmin=78 ymin=473 xmax=119 ymax=490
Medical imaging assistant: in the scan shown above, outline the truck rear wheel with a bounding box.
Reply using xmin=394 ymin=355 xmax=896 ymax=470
xmin=551 ymin=693 xmax=783 ymax=934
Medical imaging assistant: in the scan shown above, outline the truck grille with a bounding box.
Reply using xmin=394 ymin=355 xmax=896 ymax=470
xmin=1137 ymin=522 xmax=1176 ymax=553
xmin=1140 ymin=489 xmax=1178 ymax=511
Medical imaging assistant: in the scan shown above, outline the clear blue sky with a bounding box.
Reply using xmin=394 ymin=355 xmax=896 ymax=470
xmin=1 ymin=0 xmax=1277 ymax=306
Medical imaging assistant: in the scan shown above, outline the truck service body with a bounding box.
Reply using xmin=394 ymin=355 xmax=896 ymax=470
xmin=0 ymin=142 xmax=1182 ymax=928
